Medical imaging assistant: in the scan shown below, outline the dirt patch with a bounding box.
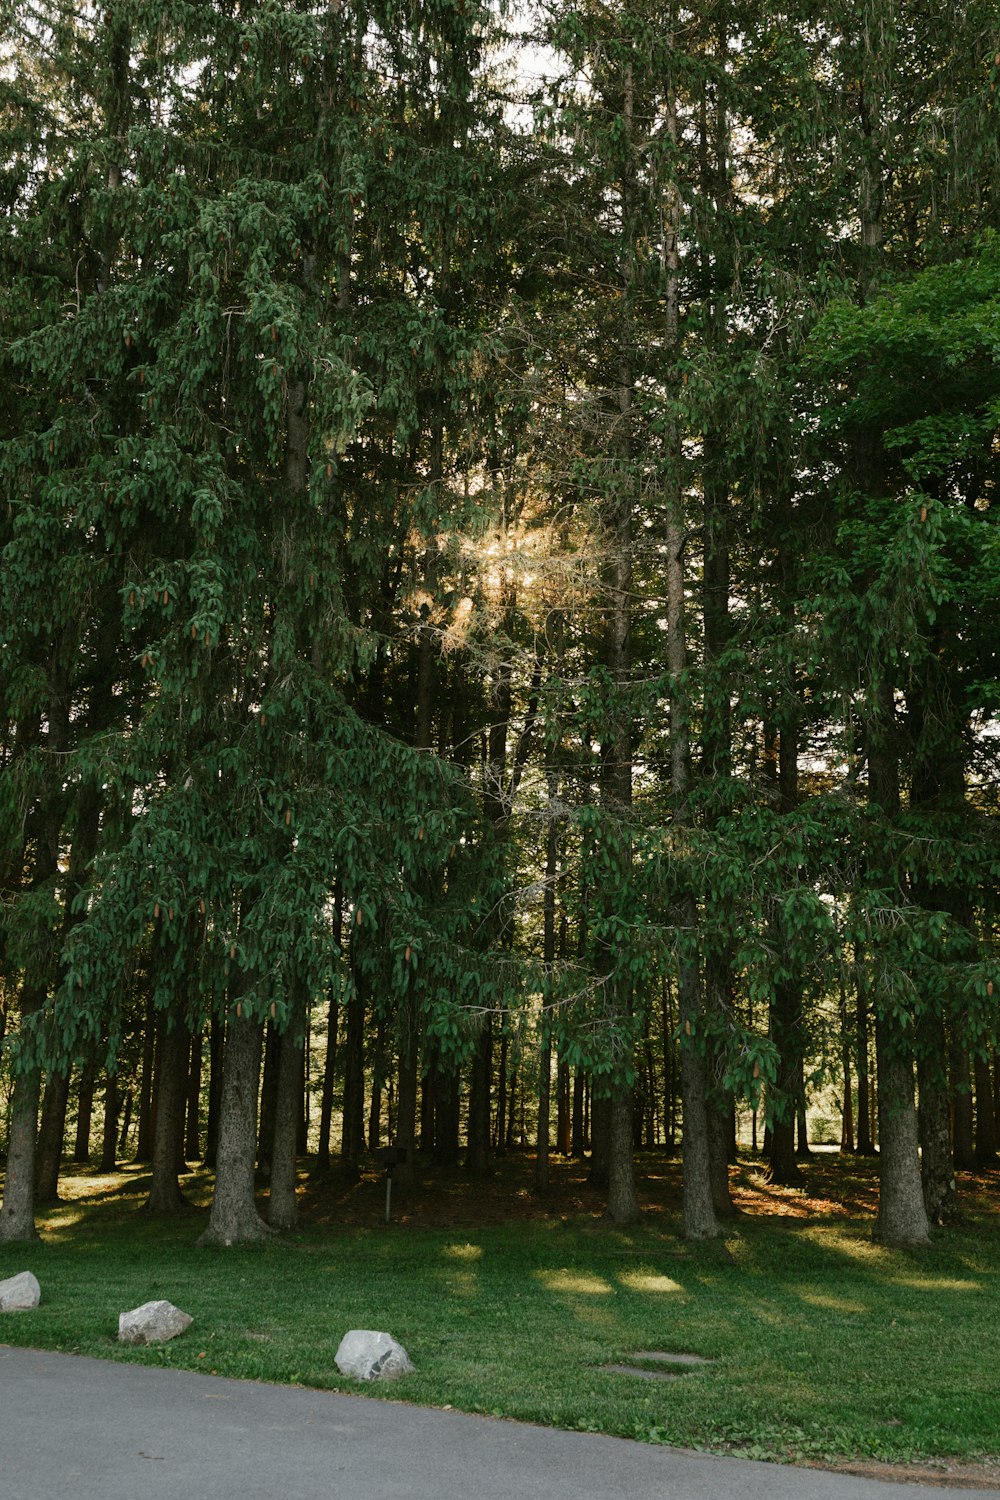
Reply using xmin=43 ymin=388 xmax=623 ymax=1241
xmin=807 ymin=1457 xmax=1000 ymax=1491
xmin=298 ymin=1149 xmax=1000 ymax=1233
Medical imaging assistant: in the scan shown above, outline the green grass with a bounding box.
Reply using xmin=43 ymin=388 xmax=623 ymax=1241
xmin=1 ymin=1158 xmax=999 ymax=1471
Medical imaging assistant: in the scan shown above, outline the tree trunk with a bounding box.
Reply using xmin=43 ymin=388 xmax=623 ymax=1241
xmin=267 ymin=1019 xmax=304 ymax=1230
xmin=433 ymin=1062 xmax=460 ymax=1166
xmin=35 ymin=1069 xmax=71 ymax=1205
xmin=854 ymin=957 xmax=874 ymax=1153
xmin=917 ymin=1012 xmax=959 ymax=1224
xmin=340 ymin=969 xmax=366 ymax=1178
xmin=950 ymin=1033 xmax=975 ymax=1169
xmin=198 ymin=1008 xmax=272 ymax=1246
xmin=839 ymin=978 xmax=855 ymax=1152
xmin=873 ymin=1012 xmax=931 ymax=1246
xmin=571 ymin=1068 xmax=585 ymax=1156
xmin=135 ymin=994 xmax=155 ymax=1162
xmin=392 ymin=1002 xmax=420 ymax=1187
xmin=184 ymin=1029 xmax=202 ymax=1163
xmin=203 ymin=1012 xmax=224 ymax=1167
xmin=535 ymin=1029 xmax=553 ymax=1193
xmin=0 ymin=1068 xmax=42 ymax=1242
xmin=256 ymin=1019 xmax=280 ymax=1178
xmin=708 ymin=1098 xmax=736 ymax=1216
xmin=144 ymin=1014 xmax=189 ymax=1213
xmin=678 ymin=959 xmax=718 ymax=1240
xmin=74 ymin=1063 xmax=96 ymax=1163
xmin=367 ymin=1013 xmax=386 ymax=1151
xmin=974 ymin=1051 xmax=998 ymax=1164
xmin=589 ymin=1093 xmax=610 ymax=1190
xmin=494 ymin=1031 xmax=508 ymax=1155
xmin=557 ymin=1055 xmax=571 ymax=1155
xmin=100 ymin=1074 xmax=120 ymax=1172
xmin=607 ymin=1090 xmax=639 ymax=1224
xmin=117 ymin=1088 xmax=133 ymax=1156
xmin=465 ymin=1017 xmax=493 ymax=1177
xmin=316 ymin=986 xmax=339 ymax=1171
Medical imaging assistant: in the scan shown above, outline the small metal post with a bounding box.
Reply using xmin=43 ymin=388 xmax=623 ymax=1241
xmin=385 ymin=1170 xmax=392 ymax=1224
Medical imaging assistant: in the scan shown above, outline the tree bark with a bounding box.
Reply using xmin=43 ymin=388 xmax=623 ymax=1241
xmin=203 ymin=1012 xmax=224 ymax=1167
xmin=35 ymin=1069 xmax=71 ymax=1205
xmin=950 ymin=1033 xmax=975 ymax=1169
xmin=340 ymin=968 xmax=366 ymax=1177
xmin=0 ymin=1068 xmax=42 ymax=1242
xmin=184 ymin=1030 xmax=202 ymax=1163
xmin=267 ymin=1018 xmax=304 ymax=1230
xmin=144 ymin=1012 xmax=189 ymax=1213
xmin=199 ymin=1008 xmax=272 ymax=1246
xmin=74 ymin=1063 xmax=96 ymax=1163
xmin=135 ymin=993 xmax=156 ymax=1161
xmin=974 ymin=1051 xmax=998 ymax=1164
xmin=873 ymin=1012 xmax=931 ymax=1246
xmin=256 ymin=1019 xmax=280 ymax=1178
xmin=100 ymin=1074 xmax=119 ymax=1172
xmin=392 ymin=1003 xmax=420 ymax=1187
xmin=917 ymin=1012 xmax=959 ymax=1223
xmin=607 ymin=1090 xmax=639 ymax=1223
xmin=465 ymin=1017 xmax=493 ymax=1178
xmin=854 ymin=956 xmax=874 ymax=1153
xmin=316 ymin=984 xmax=339 ymax=1171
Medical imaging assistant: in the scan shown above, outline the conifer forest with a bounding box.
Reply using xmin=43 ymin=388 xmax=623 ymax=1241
xmin=2 ymin=0 xmax=999 ymax=1252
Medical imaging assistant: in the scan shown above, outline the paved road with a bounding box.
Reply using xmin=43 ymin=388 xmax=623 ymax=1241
xmin=2 ymin=1344 xmax=997 ymax=1500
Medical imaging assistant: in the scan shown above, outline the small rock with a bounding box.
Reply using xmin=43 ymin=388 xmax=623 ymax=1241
xmin=0 ymin=1271 xmax=41 ymax=1312
xmin=335 ymin=1329 xmax=414 ymax=1382
xmin=118 ymin=1300 xmax=193 ymax=1346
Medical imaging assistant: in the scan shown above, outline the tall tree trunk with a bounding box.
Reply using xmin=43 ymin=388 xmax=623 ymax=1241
xmin=316 ymin=985 xmax=339 ymax=1172
xmin=35 ymin=1070 xmax=71 ymax=1205
xmin=466 ymin=1017 xmax=493 ymax=1178
xmin=557 ymin=1055 xmax=571 ymax=1155
xmin=184 ymin=1030 xmax=202 ymax=1163
xmin=198 ymin=1006 xmax=271 ymax=1246
xmin=367 ymin=1013 xmax=386 ymax=1151
xmin=0 ymin=1066 xmax=42 ymax=1242
xmin=117 ymin=1089 xmax=133 ymax=1156
xmin=268 ymin=1014 xmax=305 ymax=1230
xmin=256 ymin=1020 xmax=280 ymax=1178
xmin=854 ymin=955 xmax=874 ymax=1153
xmin=74 ymin=1063 xmax=96 ymax=1163
xmin=135 ymin=993 xmax=156 ymax=1162
xmin=203 ymin=1012 xmax=223 ymax=1168
xmin=873 ymin=1014 xmax=931 ymax=1246
xmin=340 ymin=968 xmax=366 ymax=1178
xmin=433 ymin=1062 xmax=460 ymax=1166
xmin=974 ymin=1052 xmax=998 ymax=1164
xmin=0 ymin=729 xmax=64 ymax=1242
xmin=100 ymin=1074 xmax=120 ymax=1172
xmin=950 ymin=1033 xmax=975 ymax=1169
xmin=839 ymin=979 xmax=855 ymax=1152
xmin=917 ymin=1012 xmax=959 ymax=1223
xmin=589 ymin=1093 xmax=610 ymax=1191
xmin=144 ymin=1013 xmax=189 ymax=1213
xmin=393 ymin=1006 xmax=420 ymax=1186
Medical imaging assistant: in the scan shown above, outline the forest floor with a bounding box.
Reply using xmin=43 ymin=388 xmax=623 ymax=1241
xmin=2 ymin=1148 xmax=999 ymax=1487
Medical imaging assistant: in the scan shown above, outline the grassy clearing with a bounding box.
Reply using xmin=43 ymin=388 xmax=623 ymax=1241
xmin=1 ymin=1154 xmax=998 ymax=1472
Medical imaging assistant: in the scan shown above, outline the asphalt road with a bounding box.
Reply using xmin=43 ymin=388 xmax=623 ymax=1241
xmin=2 ymin=1343 xmax=997 ymax=1500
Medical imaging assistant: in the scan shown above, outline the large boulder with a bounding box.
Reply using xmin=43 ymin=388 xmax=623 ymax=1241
xmin=118 ymin=1300 xmax=193 ymax=1346
xmin=0 ymin=1271 xmax=41 ymax=1311
xmin=335 ymin=1329 xmax=414 ymax=1383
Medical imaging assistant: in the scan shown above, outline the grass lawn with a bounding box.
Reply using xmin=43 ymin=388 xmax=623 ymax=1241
xmin=1 ymin=1151 xmax=998 ymax=1480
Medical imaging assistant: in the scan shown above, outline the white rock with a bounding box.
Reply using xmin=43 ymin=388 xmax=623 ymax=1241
xmin=118 ymin=1299 xmax=193 ymax=1346
xmin=0 ymin=1271 xmax=41 ymax=1311
xmin=335 ymin=1329 xmax=414 ymax=1382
